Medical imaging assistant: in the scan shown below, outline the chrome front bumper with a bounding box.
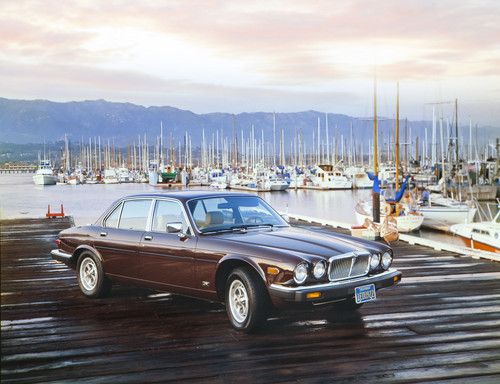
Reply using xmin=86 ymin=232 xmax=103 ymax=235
xmin=269 ymin=269 xmax=402 ymax=302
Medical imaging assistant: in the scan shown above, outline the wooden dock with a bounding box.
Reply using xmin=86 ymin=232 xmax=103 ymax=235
xmin=2 ymin=217 xmax=500 ymax=383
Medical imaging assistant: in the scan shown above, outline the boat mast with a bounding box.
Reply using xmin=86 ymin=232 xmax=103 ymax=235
xmin=395 ymin=82 xmax=400 ymax=192
xmin=326 ymin=113 xmax=330 ymax=164
xmin=372 ymin=76 xmax=380 ymax=223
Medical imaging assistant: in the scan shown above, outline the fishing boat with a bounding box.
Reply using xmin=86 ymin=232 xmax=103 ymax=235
xmin=310 ymin=165 xmax=352 ymax=190
xmin=450 ymin=209 xmax=499 ymax=253
xmin=33 ymin=160 xmax=58 ymax=185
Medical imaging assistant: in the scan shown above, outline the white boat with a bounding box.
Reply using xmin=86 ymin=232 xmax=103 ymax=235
xmin=32 ymin=160 xmax=58 ymax=185
xmin=311 ymin=165 xmax=352 ymax=190
xmin=417 ymin=195 xmax=477 ymax=231
xmin=450 ymin=209 xmax=499 ymax=253
xmin=117 ymin=167 xmax=133 ymax=183
xmin=344 ymin=167 xmax=372 ymax=189
xmin=378 ymin=164 xmax=396 ymax=185
xmin=355 ymin=201 xmax=424 ymax=232
xmin=103 ymin=169 xmax=119 ymax=184
xmin=259 ymin=170 xmax=289 ymax=191
xmin=210 ymin=180 xmax=228 ymax=189
xmin=289 ymin=173 xmax=306 ymax=189
xmin=417 ymin=205 xmax=477 ymax=231
xmin=66 ymin=176 xmax=81 ymax=185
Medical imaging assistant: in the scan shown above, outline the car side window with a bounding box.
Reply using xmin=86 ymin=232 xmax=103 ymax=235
xmin=118 ymin=199 xmax=152 ymax=231
xmin=104 ymin=203 xmax=122 ymax=228
xmin=151 ymin=200 xmax=190 ymax=234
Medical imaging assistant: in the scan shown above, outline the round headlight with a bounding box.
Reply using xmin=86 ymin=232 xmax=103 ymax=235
xmin=313 ymin=261 xmax=326 ymax=279
xmin=381 ymin=251 xmax=393 ymax=270
xmin=369 ymin=253 xmax=380 ymax=271
xmin=294 ymin=263 xmax=308 ymax=284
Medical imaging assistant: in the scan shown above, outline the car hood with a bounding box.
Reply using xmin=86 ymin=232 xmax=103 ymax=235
xmin=212 ymin=226 xmax=387 ymax=262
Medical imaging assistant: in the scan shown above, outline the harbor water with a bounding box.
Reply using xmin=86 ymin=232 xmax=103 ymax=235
xmin=1 ymin=174 xmax=497 ymax=248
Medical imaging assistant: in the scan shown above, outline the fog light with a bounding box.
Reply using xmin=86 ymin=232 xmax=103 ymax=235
xmin=293 ymin=263 xmax=308 ymax=284
xmin=369 ymin=253 xmax=380 ymax=271
xmin=313 ymin=261 xmax=326 ymax=279
xmin=381 ymin=252 xmax=393 ymax=270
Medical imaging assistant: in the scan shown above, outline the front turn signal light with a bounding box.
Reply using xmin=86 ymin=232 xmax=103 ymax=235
xmin=267 ymin=266 xmax=280 ymax=276
xmin=306 ymin=292 xmax=321 ymax=299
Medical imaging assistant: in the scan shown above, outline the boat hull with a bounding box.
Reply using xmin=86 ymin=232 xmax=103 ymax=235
xmin=418 ymin=207 xmax=477 ymax=231
xmin=33 ymin=174 xmax=57 ymax=185
xmin=270 ymin=183 xmax=289 ymax=191
xmin=354 ymin=210 xmax=424 ymax=233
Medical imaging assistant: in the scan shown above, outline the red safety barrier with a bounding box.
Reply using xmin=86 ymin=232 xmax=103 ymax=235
xmin=46 ymin=204 xmax=65 ymax=218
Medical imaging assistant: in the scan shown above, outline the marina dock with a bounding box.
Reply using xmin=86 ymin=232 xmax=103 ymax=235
xmin=2 ymin=217 xmax=500 ymax=383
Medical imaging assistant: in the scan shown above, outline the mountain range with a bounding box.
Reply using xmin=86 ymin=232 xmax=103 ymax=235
xmin=0 ymin=98 xmax=497 ymax=149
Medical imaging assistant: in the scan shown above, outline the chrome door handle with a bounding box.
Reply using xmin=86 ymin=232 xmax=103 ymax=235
xmin=100 ymin=232 xmax=107 ymax=237
xmin=144 ymin=235 xmax=153 ymax=241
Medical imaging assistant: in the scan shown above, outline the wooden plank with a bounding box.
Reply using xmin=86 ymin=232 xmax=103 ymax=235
xmin=1 ymin=217 xmax=500 ymax=383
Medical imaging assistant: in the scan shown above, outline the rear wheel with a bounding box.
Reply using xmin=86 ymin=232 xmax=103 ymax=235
xmin=77 ymin=252 xmax=111 ymax=298
xmin=225 ymin=267 xmax=268 ymax=332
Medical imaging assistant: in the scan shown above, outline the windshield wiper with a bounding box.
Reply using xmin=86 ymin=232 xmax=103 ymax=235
xmin=230 ymin=223 xmax=274 ymax=231
xmin=201 ymin=224 xmax=275 ymax=235
xmin=200 ymin=228 xmax=236 ymax=235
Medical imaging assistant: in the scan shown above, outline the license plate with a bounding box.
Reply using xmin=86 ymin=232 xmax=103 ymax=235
xmin=355 ymin=284 xmax=376 ymax=304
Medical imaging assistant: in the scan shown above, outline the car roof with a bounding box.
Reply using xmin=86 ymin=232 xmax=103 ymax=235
xmin=123 ymin=190 xmax=257 ymax=203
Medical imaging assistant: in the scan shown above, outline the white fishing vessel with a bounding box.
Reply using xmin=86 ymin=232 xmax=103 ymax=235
xmin=33 ymin=160 xmax=58 ymax=185
xmin=450 ymin=208 xmax=499 ymax=253
xmin=310 ymin=165 xmax=352 ymax=190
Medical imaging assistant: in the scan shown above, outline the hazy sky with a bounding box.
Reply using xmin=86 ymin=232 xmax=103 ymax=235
xmin=1 ymin=0 xmax=499 ymax=125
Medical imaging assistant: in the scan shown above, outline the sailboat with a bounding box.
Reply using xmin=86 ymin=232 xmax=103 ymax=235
xmin=355 ymin=82 xmax=424 ymax=232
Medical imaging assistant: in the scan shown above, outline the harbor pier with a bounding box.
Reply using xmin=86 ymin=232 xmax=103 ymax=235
xmin=1 ymin=217 xmax=500 ymax=383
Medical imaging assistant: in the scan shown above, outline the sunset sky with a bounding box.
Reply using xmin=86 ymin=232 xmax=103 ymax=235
xmin=1 ymin=0 xmax=499 ymax=125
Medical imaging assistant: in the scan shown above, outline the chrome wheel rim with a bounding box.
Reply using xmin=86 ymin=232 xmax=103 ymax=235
xmin=229 ymin=279 xmax=249 ymax=324
xmin=80 ymin=257 xmax=98 ymax=291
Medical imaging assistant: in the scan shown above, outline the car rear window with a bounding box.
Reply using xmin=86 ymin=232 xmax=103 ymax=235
xmin=118 ymin=199 xmax=152 ymax=231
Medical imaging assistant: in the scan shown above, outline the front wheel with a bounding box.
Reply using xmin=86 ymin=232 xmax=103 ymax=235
xmin=225 ymin=267 xmax=268 ymax=332
xmin=77 ymin=252 xmax=111 ymax=298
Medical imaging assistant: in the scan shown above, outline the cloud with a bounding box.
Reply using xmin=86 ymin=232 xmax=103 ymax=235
xmin=0 ymin=0 xmax=499 ymax=124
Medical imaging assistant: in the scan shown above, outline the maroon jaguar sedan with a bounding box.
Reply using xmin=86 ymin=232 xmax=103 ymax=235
xmin=51 ymin=191 xmax=401 ymax=331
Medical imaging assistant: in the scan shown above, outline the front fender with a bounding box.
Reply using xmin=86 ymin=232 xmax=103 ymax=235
xmin=217 ymin=254 xmax=266 ymax=281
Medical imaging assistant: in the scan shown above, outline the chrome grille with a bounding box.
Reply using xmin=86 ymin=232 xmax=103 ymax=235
xmin=328 ymin=252 xmax=370 ymax=281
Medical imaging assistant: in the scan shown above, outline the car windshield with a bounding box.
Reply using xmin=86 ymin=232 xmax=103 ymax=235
xmin=187 ymin=195 xmax=288 ymax=233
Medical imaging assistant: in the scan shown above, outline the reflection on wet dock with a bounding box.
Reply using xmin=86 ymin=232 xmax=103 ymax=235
xmin=1 ymin=217 xmax=500 ymax=383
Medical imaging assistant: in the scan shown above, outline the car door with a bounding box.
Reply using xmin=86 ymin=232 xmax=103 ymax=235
xmin=138 ymin=199 xmax=197 ymax=291
xmin=94 ymin=198 xmax=153 ymax=281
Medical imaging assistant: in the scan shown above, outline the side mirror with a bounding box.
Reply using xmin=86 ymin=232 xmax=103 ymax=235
xmin=166 ymin=222 xmax=183 ymax=233
xmin=281 ymin=214 xmax=290 ymax=223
